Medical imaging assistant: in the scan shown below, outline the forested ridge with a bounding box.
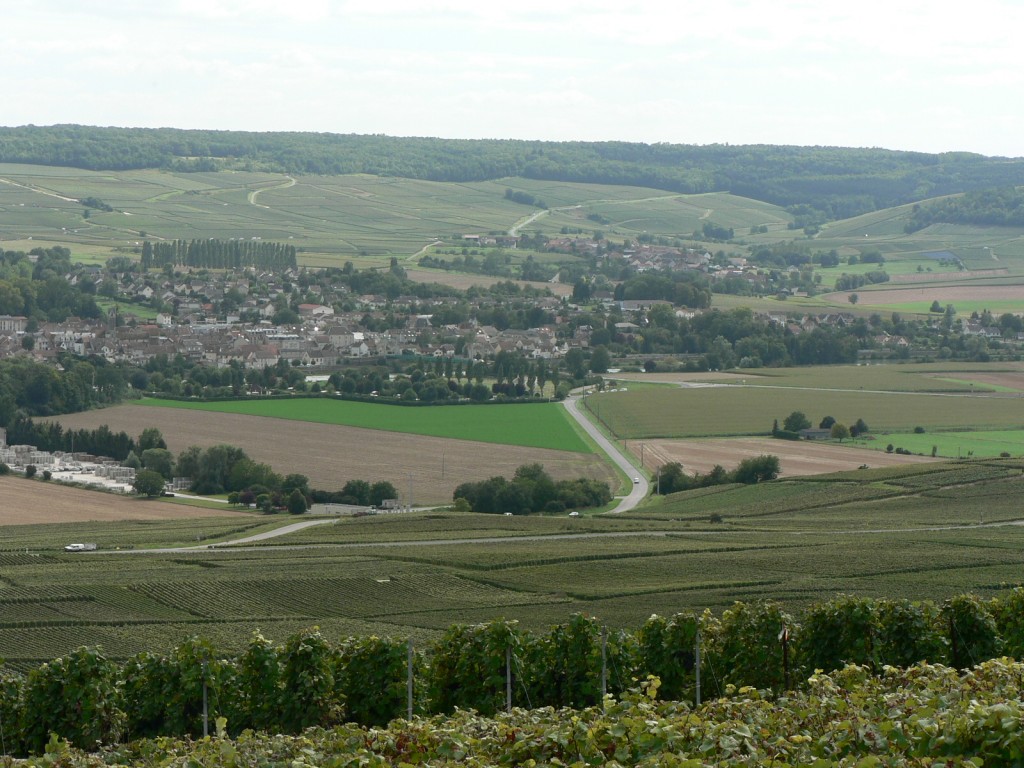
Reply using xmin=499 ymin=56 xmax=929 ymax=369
xmin=2 ymin=124 xmax=1023 ymax=221
xmin=905 ymin=186 xmax=1024 ymax=231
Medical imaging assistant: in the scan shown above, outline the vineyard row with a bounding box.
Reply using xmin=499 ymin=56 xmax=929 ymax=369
xmin=2 ymin=591 xmax=1024 ymax=755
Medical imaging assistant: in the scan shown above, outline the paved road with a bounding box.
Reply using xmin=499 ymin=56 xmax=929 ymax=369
xmin=562 ymin=394 xmax=648 ymax=512
xmin=209 ymin=518 xmax=336 ymax=545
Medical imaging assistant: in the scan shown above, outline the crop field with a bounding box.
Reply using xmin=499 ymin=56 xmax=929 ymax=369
xmin=0 ymin=476 xmax=251 ymax=528
xmin=643 ymin=436 xmax=937 ymax=477
xmin=2 ymin=459 xmax=1023 ymax=666
xmin=584 ymin=383 xmax=1024 ymax=439
xmin=136 ymin=397 xmax=590 ymax=451
xmin=48 ymin=403 xmax=615 ymax=503
xmin=612 ymin=362 xmax=1024 ymax=393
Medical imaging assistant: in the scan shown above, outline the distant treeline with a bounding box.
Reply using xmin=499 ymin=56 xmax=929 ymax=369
xmin=143 ymin=239 xmax=297 ymax=270
xmin=5 ymin=415 xmax=136 ymax=460
xmin=0 ymin=358 xmax=127 ymax=426
xmin=2 ymin=125 xmax=1024 ymax=222
xmin=905 ymin=186 xmax=1024 ymax=231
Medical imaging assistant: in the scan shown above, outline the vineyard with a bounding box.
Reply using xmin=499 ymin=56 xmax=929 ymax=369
xmin=1 ymin=459 xmax=1024 ymax=666
xmin=2 ymin=596 xmax=1024 ymax=758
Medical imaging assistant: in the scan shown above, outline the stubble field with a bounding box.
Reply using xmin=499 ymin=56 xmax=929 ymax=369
xmin=0 ymin=476 xmax=248 ymax=526
xmin=48 ymin=405 xmax=617 ymax=503
xmin=642 ymin=437 xmax=938 ymax=477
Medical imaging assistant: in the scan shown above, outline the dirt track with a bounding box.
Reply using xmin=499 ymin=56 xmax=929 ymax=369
xmin=0 ymin=476 xmax=247 ymax=526
xmin=48 ymin=405 xmax=616 ymax=504
xmin=643 ymin=437 xmax=938 ymax=477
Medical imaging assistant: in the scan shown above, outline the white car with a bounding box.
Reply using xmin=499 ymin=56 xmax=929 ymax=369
xmin=633 ymin=477 xmax=641 ymax=484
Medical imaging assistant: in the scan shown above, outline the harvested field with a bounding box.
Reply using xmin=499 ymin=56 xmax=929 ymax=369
xmin=926 ymin=371 xmax=1024 ymax=391
xmin=0 ymin=476 xmax=249 ymax=526
xmin=643 ymin=437 xmax=938 ymax=478
xmin=49 ymin=405 xmax=616 ymax=503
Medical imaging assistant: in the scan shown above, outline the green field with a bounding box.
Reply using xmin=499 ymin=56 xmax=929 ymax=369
xmin=139 ymin=397 xmax=592 ymax=452
xmin=857 ymin=429 xmax=1024 ymax=459
xmin=2 ymin=458 xmax=1023 ymax=667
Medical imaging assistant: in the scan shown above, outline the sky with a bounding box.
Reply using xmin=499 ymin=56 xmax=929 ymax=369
xmin=4 ymin=0 xmax=1023 ymax=157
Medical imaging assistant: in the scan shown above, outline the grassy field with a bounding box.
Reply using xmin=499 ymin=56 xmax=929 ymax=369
xmin=855 ymin=429 xmax=1024 ymax=459
xmin=2 ymin=458 xmax=1023 ymax=667
xmin=139 ymin=397 xmax=591 ymax=452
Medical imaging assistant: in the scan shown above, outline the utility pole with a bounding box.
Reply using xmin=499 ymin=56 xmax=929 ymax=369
xmin=695 ymin=628 xmax=702 ymax=707
xmin=407 ymin=638 xmax=414 ymax=720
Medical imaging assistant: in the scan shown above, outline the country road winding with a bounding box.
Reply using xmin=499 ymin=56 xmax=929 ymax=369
xmin=562 ymin=394 xmax=648 ymax=512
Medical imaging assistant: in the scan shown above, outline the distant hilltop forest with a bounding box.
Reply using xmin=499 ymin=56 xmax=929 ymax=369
xmin=1 ymin=124 xmax=1023 ymax=224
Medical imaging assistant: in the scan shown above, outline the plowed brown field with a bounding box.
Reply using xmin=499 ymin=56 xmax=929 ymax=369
xmin=49 ymin=405 xmax=616 ymax=503
xmin=0 ymin=476 xmax=248 ymax=526
xmin=644 ymin=437 xmax=938 ymax=478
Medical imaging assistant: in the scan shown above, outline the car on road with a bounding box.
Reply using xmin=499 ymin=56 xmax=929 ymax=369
xmin=633 ymin=476 xmax=640 ymax=484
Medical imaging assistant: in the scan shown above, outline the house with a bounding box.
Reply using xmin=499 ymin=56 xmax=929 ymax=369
xmin=0 ymin=315 xmax=28 ymax=334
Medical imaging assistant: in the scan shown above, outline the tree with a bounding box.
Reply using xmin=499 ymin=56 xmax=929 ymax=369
xmin=831 ymin=422 xmax=851 ymax=442
xmin=25 ymin=464 xmax=37 ymax=479
xmin=850 ymin=418 xmax=870 ymax=437
xmin=848 ymin=293 xmax=859 ymax=305
xmin=819 ymin=416 xmax=836 ymax=430
xmin=731 ymin=455 xmax=780 ymax=484
xmin=141 ymin=448 xmax=174 ymax=479
xmin=138 ymin=427 xmax=167 ymax=452
xmin=590 ymin=346 xmax=611 ymax=374
xmin=133 ymin=469 xmax=166 ymax=497
xmin=657 ymin=462 xmax=691 ymax=495
xmin=783 ymin=411 xmax=811 ymax=433
xmin=341 ymin=479 xmax=371 ymax=505
xmin=564 ymin=348 xmax=586 ymax=380
xmin=123 ymin=450 xmax=143 ymax=470
xmin=286 ymin=488 xmax=308 ymax=515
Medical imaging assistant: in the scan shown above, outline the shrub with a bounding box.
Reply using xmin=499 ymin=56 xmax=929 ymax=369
xmin=25 ymin=464 xmax=37 ymax=479
xmin=913 ymin=426 xmax=926 ymax=434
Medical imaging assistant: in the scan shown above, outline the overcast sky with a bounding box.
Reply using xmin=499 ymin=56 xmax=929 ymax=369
xmin=5 ymin=0 xmax=1022 ymax=157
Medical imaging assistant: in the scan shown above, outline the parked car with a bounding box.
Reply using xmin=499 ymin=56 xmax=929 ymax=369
xmin=64 ymin=543 xmax=97 ymax=552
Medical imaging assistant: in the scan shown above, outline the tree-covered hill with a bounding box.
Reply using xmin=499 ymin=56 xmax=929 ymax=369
xmin=905 ymin=186 xmax=1024 ymax=231
xmin=2 ymin=124 xmax=1023 ymax=222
